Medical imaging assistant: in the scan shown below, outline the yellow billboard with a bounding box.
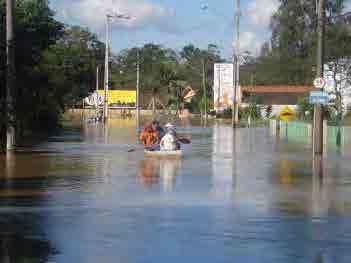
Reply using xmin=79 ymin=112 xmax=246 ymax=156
xmin=97 ymin=90 xmax=136 ymax=106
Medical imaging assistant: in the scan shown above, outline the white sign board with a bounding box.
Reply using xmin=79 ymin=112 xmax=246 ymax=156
xmin=309 ymin=91 xmax=329 ymax=105
xmin=213 ymin=63 xmax=234 ymax=112
xmin=85 ymin=91 xmax=104 ymax=107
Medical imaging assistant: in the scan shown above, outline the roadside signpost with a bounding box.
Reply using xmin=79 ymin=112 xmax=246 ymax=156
xmin=309 ymin=91 xmax=329 ymax=105
xmin=312 ymin=76 xmax=326 ymax=155
xmin=279 ymin=106 xmax=295 ymax=122
xmin=279 ymin=106 xmax=295 ymax=140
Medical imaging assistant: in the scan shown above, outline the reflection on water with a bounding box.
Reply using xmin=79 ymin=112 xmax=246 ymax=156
xmin=1 ymin=119 xmax=351 ymax=262
xmin=312 ymin=157 xmax=328 ymax=218
xmin=138 ymin=158 xmax=181 ymax=192
xmin=138 ymin=159 xmax=160 ymax=188
xmin=0 ymin=201 xmax=56 ymax=262
xmin=160 ymin=158 xmax=182 ymax=192
xmin=212 ymin=123 xmax=234 ymax=199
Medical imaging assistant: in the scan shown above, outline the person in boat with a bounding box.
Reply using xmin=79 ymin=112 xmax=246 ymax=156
xmin=151 ymin=120 xmax=165 ymax=142
xmin=160 ymin=123 xmax=180 ymax=151
xmin=140 ymin=123 xmax=158 ymax=147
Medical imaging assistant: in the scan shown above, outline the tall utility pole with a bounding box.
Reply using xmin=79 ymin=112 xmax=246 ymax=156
xmin=313 ymin=0 xmax=326 ymax=156
xmin=96 ymin=66 xmax=99 ymax=93
xmin=6 ymin=0 xmax=15 ymax=151
xmin=103 ymin=15 xmax=110 ymax=122
xmin=136 ymin=49 xmax=140 ymax=129
xmin=202 ymin=58 xmax=207 ymax=122
xmin=96 ymin=66 xmax=99 ymax=117
xmin=233 ymin=0 xmax=241 ymax=127
xmin=103 ymin=13 xmax=130 ymax=122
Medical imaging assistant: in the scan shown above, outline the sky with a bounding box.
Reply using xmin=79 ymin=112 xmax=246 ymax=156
xmin=50 ymin=0 xmax=351 ymax=59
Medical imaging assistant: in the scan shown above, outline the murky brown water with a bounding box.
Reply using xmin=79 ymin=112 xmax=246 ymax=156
xmin=1 ymin=118 xmax=351 ymax=262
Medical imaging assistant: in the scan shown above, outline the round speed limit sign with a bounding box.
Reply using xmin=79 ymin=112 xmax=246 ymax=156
xmin=313 ymin=77 xmax=326 ymax=89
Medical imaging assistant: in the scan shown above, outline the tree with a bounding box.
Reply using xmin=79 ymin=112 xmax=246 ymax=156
xmin=178 ymin=44 xmax=222 ymax=112
xmin=324 ymin=23 xmax=351 ymax=121
xmin=297 ymin=97 xmax=314 ymax=120
xmin=0 ymin=0 xmax=63 ymax=138
xmin=0 ymin=1 xmax=104 ymax=148
xmin=250 ymin=0 xmax=347 ymax=86
xmin=40 ymin=26 xmax=104 ymax=107
xmin=0 ymin=0 xmax=6 ymax=148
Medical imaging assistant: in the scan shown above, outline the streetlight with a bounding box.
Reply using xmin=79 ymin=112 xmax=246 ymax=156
xmin=103 ymin=12 xmax=131 ymax=122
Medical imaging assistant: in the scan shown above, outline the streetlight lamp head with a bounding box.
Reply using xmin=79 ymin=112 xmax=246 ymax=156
xmin=119 ymin=14 xmax=131 ymax=20
xmin=107 ymin=12 xmax=131 ymax=20
xmin=200 ymin=3 xmax=209 ymax=10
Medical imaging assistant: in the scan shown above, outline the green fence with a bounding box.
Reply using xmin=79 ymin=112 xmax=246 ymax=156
xmin=271 ymin=121 xmax=351 ymax=149
xmin=279 ymin=121 xmax=311 ymax=145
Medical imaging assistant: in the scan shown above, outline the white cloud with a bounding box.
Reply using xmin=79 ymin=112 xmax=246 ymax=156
xmin=247 ymin=0 xmax=279 ymax=28
xmin=54 ymin=0 xmax=176 ymax=33
xmin=345 ymin=0 xmax=351 ymax=12
xmin=234 ymin=0 xmax=278 ymax=56
xmin=237 ymin=31 xmax=263 ymax=55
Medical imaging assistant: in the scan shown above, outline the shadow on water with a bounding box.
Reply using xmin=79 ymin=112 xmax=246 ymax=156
xmin=0 ymin=222 xmax=57 ymax=263
xmin=0 ymin=156 xmax=58 ymax=262
xmin=0 ymin=169 xmax=58 ymax=262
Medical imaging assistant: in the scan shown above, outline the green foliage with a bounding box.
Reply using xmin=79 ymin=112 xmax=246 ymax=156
xmin=297 ymin=97 xmax=336 ymax=121
xmin=0 ymin=0 xmax=104 ymax=142
xmin=110 ymin=43 xmax=222 ymax=111
xmin=111 ymin=44 xmax=178 ymax=92
xmin=297 ymin=97 xmax=314 ymax=120
xmin=243 ymin=0 xmax=349 ymax=86
xmin=239 ymin=103 xmax=262 ymax=121
xmin=1 ymin=0 xmax=63 ymax=133
xmin=238 ymin=96 xmax=262 ymax=120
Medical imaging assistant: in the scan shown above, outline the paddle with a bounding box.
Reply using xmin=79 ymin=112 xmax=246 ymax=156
xmin=145 ymin=144 xmax=160 ymax=151
xmin=178 ymin=138 xmax=191 ymax=144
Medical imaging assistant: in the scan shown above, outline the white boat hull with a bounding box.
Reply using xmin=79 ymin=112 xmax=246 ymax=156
xmin=144 ymin=150 xmax=182 ymax=158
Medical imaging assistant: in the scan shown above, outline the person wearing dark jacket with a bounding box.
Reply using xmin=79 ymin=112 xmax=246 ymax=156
xmin=151 ymin=120 xmax=165 ymax=142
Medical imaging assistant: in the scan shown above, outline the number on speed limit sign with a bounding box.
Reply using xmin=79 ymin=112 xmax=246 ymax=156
xmin=313 ymin=77 xmax=326 ymax=89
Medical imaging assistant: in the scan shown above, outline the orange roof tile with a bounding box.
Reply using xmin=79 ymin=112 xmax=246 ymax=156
xmin=241 ymin=85 xmax=316 ymax=93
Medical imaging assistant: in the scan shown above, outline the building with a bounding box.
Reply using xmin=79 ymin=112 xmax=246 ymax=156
xmin=238 ymin=85 xmax=315 ymax=116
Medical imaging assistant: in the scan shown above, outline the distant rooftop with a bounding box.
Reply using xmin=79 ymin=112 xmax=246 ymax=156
xmin=241 ymin=85 xmax=315 ymax=94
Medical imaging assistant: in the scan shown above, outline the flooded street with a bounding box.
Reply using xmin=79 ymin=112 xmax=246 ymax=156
xmin=1 ymin=119 xmax=351 ymax=262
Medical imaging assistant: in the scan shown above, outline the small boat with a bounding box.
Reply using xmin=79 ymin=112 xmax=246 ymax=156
xmin=144 ymin=149 xmax=182 ymax=158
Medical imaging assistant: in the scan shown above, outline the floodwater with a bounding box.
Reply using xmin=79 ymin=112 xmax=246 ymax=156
xmin=1 ymin=118 xmax=351 ymax=263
